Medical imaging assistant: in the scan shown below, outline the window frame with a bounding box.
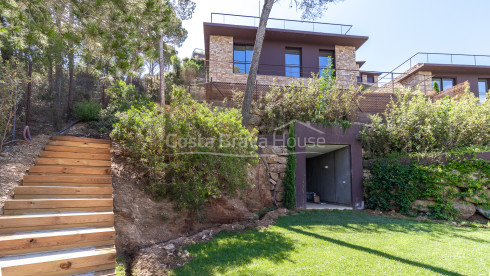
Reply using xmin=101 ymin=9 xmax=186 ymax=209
xmin=285 ymin=47 xmax=302 ymax=77
xmin=318 ymin=50 xmax=335 ymax=76
xmin=233 ymin=44 xmax=254 ymax=74
xmin=478 ymin=79 xmax=488 ymax=103
xmin=432 ymin=77 xmax=455 ymax=91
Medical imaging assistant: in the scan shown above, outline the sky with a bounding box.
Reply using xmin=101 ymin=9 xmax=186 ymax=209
xmin=176 ymin=0 xmax=490 ymax=73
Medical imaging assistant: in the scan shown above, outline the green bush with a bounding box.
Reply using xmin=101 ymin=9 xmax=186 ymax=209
xmin=111 ymin=88 xmax=258 ymax=212
xmin=365 ymin=157 xmax=490 ymax=219
xmin=433 ymin=81 xmax=440 ymax=93
xmin=73 ymin=101 xmax=101 ymax=121
xmin=92 ymin=80 xmax=153 ymax=132
xmin=283 ymin=123 xmax=296 ymax=210
xmin=230 ymin=73 xmax=362 ymax=133
xmin=360 ymin=88 xmax=490 ymax=158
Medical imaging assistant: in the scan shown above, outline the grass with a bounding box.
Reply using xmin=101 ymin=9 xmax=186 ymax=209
xmin=171 ymin=210 xmax=490 ymax=276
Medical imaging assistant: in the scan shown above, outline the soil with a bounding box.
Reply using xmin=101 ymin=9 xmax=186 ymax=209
xmin=130 ymin=208 xmax=289 ymax=276
xmin=111 ymin=143 xmax=274 ymax=259
xmin=0 ymin=134 xmax=50 ymax=212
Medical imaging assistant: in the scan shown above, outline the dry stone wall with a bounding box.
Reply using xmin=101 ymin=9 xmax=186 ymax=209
xmin=260 ymin=145 xmax=288 ymax=205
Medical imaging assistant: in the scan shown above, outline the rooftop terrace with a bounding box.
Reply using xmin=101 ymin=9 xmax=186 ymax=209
xmin=210 ymin=13 xmax=353 ymax=35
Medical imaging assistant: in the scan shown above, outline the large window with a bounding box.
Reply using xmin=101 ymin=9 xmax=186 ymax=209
xmin=319 ymin=50 xmax=334 ymax=77
xmin=478 ymin=79 xmax=488 ymax=103
xmin=432 ymin=78 xmax=455 ymax=91
xmin=285 ymin=48 xmax=301 ymax=77
xmin=233 ymin=45 xmax=253 ymax=74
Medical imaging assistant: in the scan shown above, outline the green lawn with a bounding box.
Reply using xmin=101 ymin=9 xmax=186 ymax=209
xmin=172 ymin=210 xmax=490 ymax=276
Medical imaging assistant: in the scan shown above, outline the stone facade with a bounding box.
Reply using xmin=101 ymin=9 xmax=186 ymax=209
xmin=335 ymin=45 xmax=359 ymax=88
xmin=208 ymin=35 xmax=358 ymax=88
xmin=376 ymin=64 xmax=433 ymax=94
xmin=259 ymin=145 xmax=288 ymax=204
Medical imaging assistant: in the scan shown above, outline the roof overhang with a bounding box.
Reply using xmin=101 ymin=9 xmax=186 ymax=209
xmin=204 ymin=22 xmax=369 ymax=60
xmin=401 ymin=63 xmax=490 ymax=80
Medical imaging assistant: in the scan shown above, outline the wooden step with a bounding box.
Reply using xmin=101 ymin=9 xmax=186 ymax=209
xmin=48 ymin=140 xmax=111 ymax=149
xmin=23 ymin=175 xmax=112 ymax=184
xmin=0 ymin=228 xmax=115 ymax=257
xmin=0 ymin=246 xmax=116 ymax=276
xmin=29 ymin=166 xmax=111 ymax=176
xmin=51 ymin=135 xmax=112 ymax=144
xmin=44 ymin=145 xmax=110 ymax=154
xmin=40 ymin=151 xmax=111 ymax=161
xmin=4 ymin=199 xmax=113 ymax=214
xmin=14 ymin=186 xmax=113 ymax=199
xmin=36 ymin=158 xmax=111 ymax=167
xmin=0 ymin=212 xmax=114 ymax=234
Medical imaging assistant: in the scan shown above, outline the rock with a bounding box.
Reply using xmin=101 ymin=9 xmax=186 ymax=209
xmin=266 ymin=155 xmax=278 ymax=163
xmin=270 ymin=172 xmax=279 ymax=181
xmin=277 ymin=157 xmax=288 ymax=164
xmin=279 ymin=173 xmax=285 ymax=179
xmin=248 ymin=115 xmax=262 ymax=125
xmin=464 ymin=195 xmax=485 ymax=205
xmin=476 ymin=207 xmax=490 ymax=220
xmin=269 ymin=179 xmax=277 ymax=185
xmin=269 ymin=164 xmax=286 ymax=173
xmin=443 ymin=186 xmax=460 ymax=196
xmin=201 ymin=235 xmax=206 ymax=240
xmin=452 ymin=201 xmax=476 ymax=219
xmin=163 ymin=244 xmax=175 ymax=250
xmin=275 ymin=192 xmax=283 ymax=202
xmin=411 ymin=200 xmax=435 ymax=211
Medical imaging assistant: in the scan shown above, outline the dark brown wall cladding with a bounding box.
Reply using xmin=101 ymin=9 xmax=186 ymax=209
xmin=294 ymin=123 xmax=364 ymax=209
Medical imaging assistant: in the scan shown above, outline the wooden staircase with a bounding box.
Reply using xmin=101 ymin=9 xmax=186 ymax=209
xmin=0 ymin=136 xmax=116 ymax=276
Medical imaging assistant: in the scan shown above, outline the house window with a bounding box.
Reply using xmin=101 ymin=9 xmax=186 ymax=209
xmin=319 ymin=50 xmax=334 ymax=77
xmin=285 ymin=48 xmax=301 ymax=77
xmin=432 ymin=78 xmax=455 ymax=91
xmin=233 ymin=45 xmax=253 ymax=74
xmin=478 ymin=79 xmax=488 ymax=103
xmin=367 ymin=76 xmax=375 ymax=83
xmin=356 ymin=76 xmax=362 ymax=83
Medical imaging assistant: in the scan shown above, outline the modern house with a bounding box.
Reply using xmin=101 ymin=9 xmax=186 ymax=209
xmin=380 ymin=53 xmax=490 ymax=102
xmin=203 ymin=13 xmax=374 ymax=101
xmin=200 ymin=14 xmax=489 ymax=210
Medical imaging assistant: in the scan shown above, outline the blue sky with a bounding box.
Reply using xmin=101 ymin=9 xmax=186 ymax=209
xmin=177 ymin=0 xmax=490 ymax=73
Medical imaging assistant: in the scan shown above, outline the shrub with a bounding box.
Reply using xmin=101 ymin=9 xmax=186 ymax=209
xmin=73 ymin=101 xmax=101 ymax=121
xmin=0 ymin=57 xmax=25 ymax=150
xmin=283 ymin=123 xmax=297 ymax=210
xmin=365 ymin=157 xmax=490 ymax=219
xmin=111 ymin=88 xmax=258 ymax=213
xmin=360 ymin=88 xmax=490 ymax=158
xmin=433 ymin=81 xmax=440 ymax=93
xmin=92 ymin=80 xmax=153 ymax=132
xmin=230 ymin=74 xmax=362 ymax=133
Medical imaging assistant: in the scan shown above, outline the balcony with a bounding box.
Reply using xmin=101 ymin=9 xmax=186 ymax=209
xmin=210 ymin=13 xmax=353 ymax=35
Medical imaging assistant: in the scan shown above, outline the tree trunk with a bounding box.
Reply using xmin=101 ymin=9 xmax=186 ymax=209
xmin=67 ymin=51 xmax=74 ymax=118
xmin=25 ymin=61 xmax=32 ymax=126
xmin=54 ymin=62 xmax=63 ymax=128
xmin=159 ymin=34 xmax=166 ymax=106
xmin=241 ymin=0 xmax=274 ymax=126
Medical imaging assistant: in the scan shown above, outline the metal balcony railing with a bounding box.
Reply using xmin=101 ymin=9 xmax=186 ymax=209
xmin=210 ymin=13 xmax=353 ymax=35
xmin=392 ymin=52 xmax=490 ymax=74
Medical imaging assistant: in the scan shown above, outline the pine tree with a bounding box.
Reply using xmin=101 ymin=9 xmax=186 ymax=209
xmin=283 ymin=122 xmax=296 ymax=210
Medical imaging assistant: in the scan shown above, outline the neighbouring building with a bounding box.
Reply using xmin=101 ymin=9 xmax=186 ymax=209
xmin=380 ymin=53 xmax=490 ymax=102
